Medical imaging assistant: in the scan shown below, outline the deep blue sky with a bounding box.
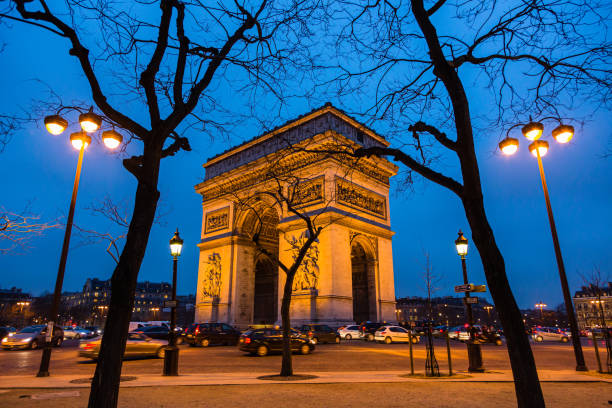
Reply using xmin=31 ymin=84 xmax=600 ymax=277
xmin=0 ymin=4 xmax=610 ymax=310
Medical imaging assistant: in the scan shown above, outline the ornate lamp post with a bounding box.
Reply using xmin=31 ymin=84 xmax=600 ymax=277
xmin=37 ymin=110 xmax=122 ymax=378
xmin=535 ymin=301 xmax=547 ymax=323
xmin=499 ymin=121 xmax=587 ymax=372
xmin=455 ymin=231 xmax=485 ymax=373
xmin=164 ymin=229 xmax=183 ymax=376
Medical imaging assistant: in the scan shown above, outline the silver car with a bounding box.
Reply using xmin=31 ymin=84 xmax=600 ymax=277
xmin=532 ymin=327 xmax=570 ymax=343
xmin=337 ymin=325 xmax=363 ymax=340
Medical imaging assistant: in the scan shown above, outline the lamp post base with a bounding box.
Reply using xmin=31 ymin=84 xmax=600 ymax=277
xmin=467 ymin=343 xmax=485 ymax=373
xmin=163 ymin=346 xmax=179 ymax=376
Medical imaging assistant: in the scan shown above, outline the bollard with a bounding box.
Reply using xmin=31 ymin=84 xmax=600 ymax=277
xmin=408 ymin=331 xmax=414 ymax=375
xmin=446 ymin=331 xmax=453 ymax=376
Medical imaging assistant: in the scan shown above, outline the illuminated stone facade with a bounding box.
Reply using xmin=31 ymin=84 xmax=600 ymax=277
xmin=194 ymin=104 xmax=398 ymax=327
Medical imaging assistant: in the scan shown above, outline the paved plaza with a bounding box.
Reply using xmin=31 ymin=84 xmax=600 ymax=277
xmin=0 ymin=338 xmax=610 ymax=406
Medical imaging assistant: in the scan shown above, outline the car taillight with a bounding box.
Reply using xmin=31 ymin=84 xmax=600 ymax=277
xmin=381 ymin=330 xmax=387 ymax=334
xmin=81 ymin=343 xmax=96 ymax=350
xmin=308 ymin=331 xmax=313 ymax=337
xmin=440 ymin=329 xmax=443 ymax=333
xmin=244 ymin=337 xmax=251 ymax=344
xmin=195 ymin=327 xmax=200 ymax=335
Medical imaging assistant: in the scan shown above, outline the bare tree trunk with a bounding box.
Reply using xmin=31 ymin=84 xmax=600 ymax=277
xmin=88 ymin=142 xmax=162 ymax=408
xmin=461 ymin=192 xmax=544 ymax=407
xmin=280 ymin=271 xmax=297 ymax=376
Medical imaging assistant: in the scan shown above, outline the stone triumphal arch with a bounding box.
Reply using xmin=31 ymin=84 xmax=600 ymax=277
xmin=194 ymin=104 xmax=398 ymax=328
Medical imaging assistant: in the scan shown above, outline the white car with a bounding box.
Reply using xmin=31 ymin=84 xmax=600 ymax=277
xmin=374 ymin=325 xmax=420 ymax=344
xmin=63 ymin=326 xmax=92 ymax=339
xmin=337 ymin=325 xmax=363 ymax=340
xmin=532 ymin=327 xmax=570 ymax=343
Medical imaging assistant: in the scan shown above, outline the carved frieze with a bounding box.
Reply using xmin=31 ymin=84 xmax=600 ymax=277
xmin=205 ymin=207 xmax=230 ymax=234
xmin=290 ymin=176 xmax=325 ymax=208
xmin=336 ymin=177 xmax=387 ymax=219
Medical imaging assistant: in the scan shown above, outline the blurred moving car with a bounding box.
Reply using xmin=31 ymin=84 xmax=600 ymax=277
xmin=299 ymin=324 xmax=340 ymax=344
xmin=337 ymin=325 xmax=363 ymax=340
xmin=0 ymin=326 xmax=16 ymax=340
xmin=374 ymin=325 xmax=420 ymax=344
xmin=84 ymin=326 xmax=103 ymax=336
xmin=360 ymin=322 xmax=387 ymax=341
xmin=1 ymin=325 xmax=63 ymax=350
xmin=63 ymin=326 xmax=93 ymax=339
xmin=184 ymin=323 xmax=241 ymax=347
xmin=432 ymin=325 xmax=449 ymax=338
xmin=135 ymin=325 xmax=184 ymax=344
xmin=238 ymin=328 xmax=315 ymax=356
xmin=532 ymin=327 xmax=570 ymax=343
xmin=79 ymin=332 xmax=167 ymax=359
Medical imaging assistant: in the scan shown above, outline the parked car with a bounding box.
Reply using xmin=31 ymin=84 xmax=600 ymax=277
xmin=374 ymin=325 xmax=420 ymax=344
xmin=184 ymin=323 xmax=241 ymax=347
xmin=532 ymin=327 xmax=570 ymax=343
xmin=299 ymin=324 xmax=340 ymax=344
xmin=360 ymin=322 xmax=387 ymax=341
xmin=0 ymin=326 xmax=16 ymax=340
xmin=79 ymin=332 xmax=167 ymax=359
xmin=238 ymin=328 xmax=314 ymax=356
xmin=135 ymin=325 xmax=184 ymax=344
xmin=448 ymin=325 xmax=463 ymax=340
xmin=337 ymin=325 xmax=363 ymax=340
xmin=1 ymin=325 xmax=63 ymax=350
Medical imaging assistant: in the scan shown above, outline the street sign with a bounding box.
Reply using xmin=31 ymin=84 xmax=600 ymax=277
xmin=164 ymin=300 xmax=178 ymax=308
xmin=464 ymin=297 xmax=478 ymax=304
xmin=454 ymin=284 xmax=473 ymax=292
xmin=454 ymin=284 xmax=487 ymax=293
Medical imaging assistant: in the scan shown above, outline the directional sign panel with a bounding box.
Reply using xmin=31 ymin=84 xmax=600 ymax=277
xmin=472 ymin=285 xmax=487 ymax=293
xmin=463 ymin=297 xmax=478 ymax=304
xmin=163 ymin=300 xmax=178 ymax=308
xmin=454 ymin=284 xmax=473 ymax=292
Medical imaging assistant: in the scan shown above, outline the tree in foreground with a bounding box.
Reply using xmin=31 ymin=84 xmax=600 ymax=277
xmin=321 ymin=1 xmax=611 ymax=406
xmin=2 ymin=0 xmax=316 ymax=406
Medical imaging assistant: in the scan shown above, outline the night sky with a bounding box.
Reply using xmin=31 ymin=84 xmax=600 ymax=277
xmin=1 ymin=3 xmax=610 ymax=311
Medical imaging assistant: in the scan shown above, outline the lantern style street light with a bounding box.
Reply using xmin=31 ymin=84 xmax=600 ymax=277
xmin=37 ymin=110 xmax=122 ymax=378
xmin=498 ymin=120 xmax=587 ymax=372
xmin=454 ymin=231 xmax=485 ymax=373
xmin=164 ymin=229 xmax=183 ymax=376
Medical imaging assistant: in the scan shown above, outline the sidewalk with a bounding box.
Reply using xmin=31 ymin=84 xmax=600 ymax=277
xmin=0 ymin=369 xmax=608 ymax=389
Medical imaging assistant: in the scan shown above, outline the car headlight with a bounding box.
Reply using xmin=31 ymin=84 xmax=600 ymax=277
xmin=2 ymin=337 xmax=7 ymax=343
xmin=8 ymin=332 xmax=14 ymax=337
xmin=23 ymin=337 xmax=32 ymax=342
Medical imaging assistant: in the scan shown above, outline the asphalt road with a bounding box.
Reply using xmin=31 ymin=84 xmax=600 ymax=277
xmin=0 ymin=337 xmax=608 ymax=377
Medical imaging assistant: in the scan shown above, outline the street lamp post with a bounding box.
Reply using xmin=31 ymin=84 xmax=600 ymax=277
xmin=499 ymin=121 xmax=587 ymax=371
xmin=164 ymin=229 xmax=183 ymax=376
xmin=483 ymin=305 xmax=493 ymax=324
xmin=455 ymin=231 xmax=485 ymax=373
xmin=37 ymin=110 xmax=122 ymax=378
xmin=535 ymin=301 xmax=547 ymax=323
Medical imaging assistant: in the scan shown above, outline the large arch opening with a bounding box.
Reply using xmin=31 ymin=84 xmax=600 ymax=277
xmin=351 ymin=242 xmax=372 ymax=323
xmin=241 ymin=206 xmax=279 ymax=324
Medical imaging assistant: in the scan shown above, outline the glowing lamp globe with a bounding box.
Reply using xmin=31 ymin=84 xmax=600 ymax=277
xmin=521 ymin=122 xmax=544 ymax=141
xmin=79 ymin=111 xmax=102 ymax=133
xmin=499 ymin=137 xmax=519 ymax=155
xmin=70 ymin=131 xmax=92 ymax=150
xmin=455 ymin=230 xmax=468 ymax=257
xmin=170 ymin=229 xmax=184 ymax=258
xmin=44 ymin=115 xmax=68 ymax=135
xmin=529 ymin=140 xmax=549 ymax=158
xmin=102 ymin=130 xmax=123 ymax=149
xmin=552 ymin=124 xmax=574 ymax=144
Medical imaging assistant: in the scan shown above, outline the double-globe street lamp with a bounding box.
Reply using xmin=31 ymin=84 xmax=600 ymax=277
xmin=37 ymin=110 xmax=122 ymax=377
xmin=535 ymin=302 xmax=547 ymax=322
xmin=454 ymin=231 xmax=485 ymax=373
xmin=499 ymin=121 xmax=587 ymax=371
xmin=164 ymin=229 xmax=183 ymax=376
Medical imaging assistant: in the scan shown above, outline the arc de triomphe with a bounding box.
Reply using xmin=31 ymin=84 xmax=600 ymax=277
xmin=194 ymin=104 xmax=398 ymax=328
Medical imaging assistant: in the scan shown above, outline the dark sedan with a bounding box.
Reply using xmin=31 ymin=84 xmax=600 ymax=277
xmin=184 ymin=323 xmax=241 ymax=347
xmin=299 ymin=324 xmax=340 ymax=344
xmin=238 ymin=328 xmax=315 ymax=356
xmin=135 ymin=325 xmax=184 ymax=344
